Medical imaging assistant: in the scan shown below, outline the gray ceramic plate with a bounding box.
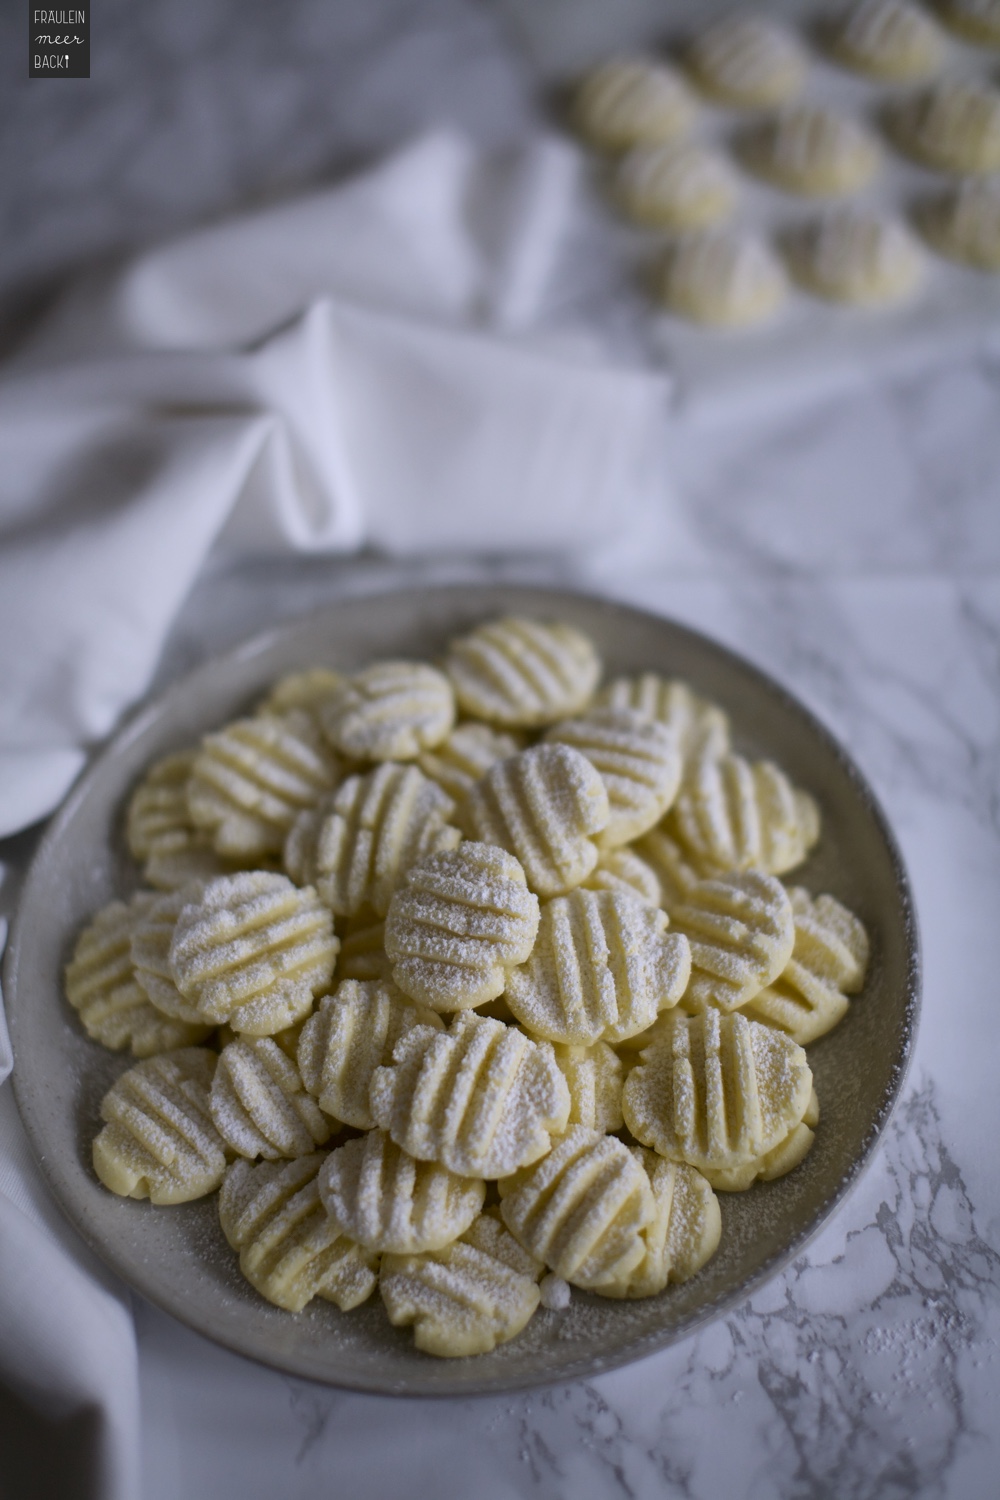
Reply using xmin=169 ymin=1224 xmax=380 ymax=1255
xmin=4 ymin=584 xmax=919 ymax=1396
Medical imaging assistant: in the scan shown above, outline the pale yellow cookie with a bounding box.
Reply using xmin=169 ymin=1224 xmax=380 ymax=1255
xmin=126 ymin=751 xmax=231 ymax=890
xmin=656 ymin=229 xmax=788 ymax=327
xmin=832 ymin=0 xmax=944 ymax=80
xmin=936 ymin=0 xmax=1000 ymax=45
xmin=444 ymin=617 xmax=601 ymax=729
xmin=336 ymin=918 xmax=394 ymax=981
xmin=891 ymin=78 xmax=1000 ymax=173
xmin=551 ymin=1041 xmax=625 ymax=1133
xmin=461 ymin=743 xmax=610 ymax=898
xmin=318 ymin=660 xmax=455 ymax=762
xmin=209 ymin=1036 xmax=333 ymax=1159
xmin=595 ymin=674 xmax=730 ymax=765
xmin=169 ymin=871 xmax=338 ymax=1035
xmin=745 ymin=105 xmax=880 ymax=196
xmin=615 ymin=140 xmax=738 ymax=231
xmin=668 ymin=751 xmax=821 ymax=879
xmin=418 ymin=723 xmax=524 ymax=805
xmin=686 ymin=16 xmax=807 ymax=109
xmin=622 ymin=1008 xmax=813 ymax=1171
xmin=630 ymin=829 xmax=700 ymax=913
xmin=369 ymin=1011 xmax=570 ymax=1179
xmin=383 ymin=843 xmax=540 ymax=1011
xmin=743 ymin=888 xmax=870 ymax=1044
xmin=92 ymin=1047 xmax=227 ymax=1203
xmin=499 ymin=1127 xmax=654 ymax=1292
xmin=219 ymin=1153 xmax=377 ymax=1312
xmin=187 ymin=711 xmax=341 ymax=860
xmin=296 ymin=978 xmax=443 ymax=1129
xmin=919 ymin=176 xmax=1000 ymax=268
xmin=669 ymin=870 xmax=796 ymax=1013
xmin=573 ymin=57 xmax=695 ymax=152
xmin=545 ymin=708 xmax=683 ymax=850
xmin=504 ymin=887 xmax=690 ymax=1046
xmin=600 ymin=1150 xmax=721 ymax=1297
xmin=790 ymin=208 xmax=925 ymax=305
xmin=65 ymin=893 xmax=210 ymax=1055
xmin=130 ymin=883 xmax=210 ymax=1024
xmin=256 ymin=667 xmax=343 ymax=720
xmin=380 ymin=1212 xmax=542 ymax=1357
xmin=703 ymin=1086 xmax=820 ymax=1190
xmin=284 ymin=763 xmax=461 ymax=919
xmin=583 ymin=846 xmax=662 ymax=907
xmin=319 ymin=1130 xmax=485 ymax=1254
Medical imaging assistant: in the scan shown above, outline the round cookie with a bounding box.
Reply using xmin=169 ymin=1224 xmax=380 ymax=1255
xmin=656 ymin=229 xmax=788 ymax=327
xmin=686 ymin=15 xmax=807 ymax=109
xmin=595 ymin=673 xmax=730 ymax=765
xmin=445 ymin=616 xmax=601 ymax=728
xmin=319 ymin=660 xmax=455 ymax=762
xmin=668 ymin=750 xmax=821 ymax=878
xmin=890 ymin=78 xmax=1000 ymax=173
xmin=574 ymin=56 xmax=696 ymax=151
xmin=614 ymin=140 xmax=738 ymax=231
xmin=790 ymin=208 xmax=924 ymax=306
xmin=831 ymin=0 xmax=944 ymax=80
xmin=743 ymin=888 xmax=870 ymax=1046
xmin=209 ymin=1036 xmax=333 ymax=1159
xmin=319 ymin=1130 xmax=485 ymax=1254
xmin=918 ymin=176 xmax=1000 ymax=269
xmin=669 ymin=870 xmax=796 ymax=1014
xmin=544 ymin=707 xmax=683 ymax=850
xmin=126 ymin=750 xmax=231 ymax=890
xmin=743 ymin=105 xmax=880 ymax=196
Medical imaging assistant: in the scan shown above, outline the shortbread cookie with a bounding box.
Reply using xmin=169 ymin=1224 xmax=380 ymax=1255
xmin=686 ymin=16 xmax=807 ymax=109
xmin=601 ymin=1150 xmax=721 ymax=1297
xmin=296 ymin=978 xmax=443 ymax=1129
xmin=656 ymin=229 xmax=788 ymax=327
xmin=126 ymin=751 xmax=230 ymax=889
xmin=284 ymin=763 xmax=461 ymax=919
xmin=130 ymin=884 xmax=210 ymax=1024
xmin=444 ymin=617 xmax=601 ymax=729
xmin=210 ymin=1037 xmax=333 ymax=1159
xmin=504 ymin=887 xmax=690 ymax=1046
xmin=169 ymin=871 xmax=338 ymax=1034
xmin=545 ymin=708 xmax=683 ymax=850
xmin=93 ymin=1047 xmax=227 ymax=1203
xmin=257 ymin=668 xmax=343 ymax=720
xmin=319 ymin=1130 xmax=485 ymax=1253
xmin=622 ymin=1008 xmax=813 ymax=1171
xmin=336 ymin=919 xmax=394 ymax=981
xmin=462 ymin=743 xmax=609 ymax=897
xmin=703 ymin=1086 xmax=820 ymax=1190
xmin=551 ymin=1041 xmax=625 ymax=1133
xmin=919 ymin=176 xmax=1000 ymax=268
xmin=668 ymin=751 xmax=820 ymax=879
xmin=743 ymin=888 xmax=870 ymax=1045
xmin=418 ymin=723 xmax=524 ymax=804
xmin=319 ymin=661 xmax=455 ymax=762
xmin=790 ymin=208 xmax=924 ymax=305
xmin=574 ymin=57 xmax=695 ymax=151
xmin=384 ymin=843 xmax=540 ymax=1011
xmin=630 ymin=829 xmax=700 ymax=913
xmin=595 ymin=674 xmax=730 ymax=766
xmin=219 ymin=1154 xmax=377 ymax=1312
xmin=66 ymin=894 xmax=210 ymax=1055
xmin=669 ymin=870 xmax=795 ymax=1013
xmin=744 ymin=105 xmax=880 ymax=195
xmin=831 ymin=0 xmax=944 ymax=80
xmin=584 ymin=847 xmax=662 ymax=907
xmin=499 ymin=1127 xmax=654 ymax=1292
xmin=936 ymin=0 xmax=1000 ymax=45
xmin=615 ymin=141 xmax=738 ymax=230
xmin=380 ymin=1212 xmax=542 ymax=1357
xmin=369 ymin=1011 xmax=570 ymax=1179
xmin=188 ymin=711 xmax=341 ymax=860
xmin=891 ymin=78 xmax=1000 ymax=173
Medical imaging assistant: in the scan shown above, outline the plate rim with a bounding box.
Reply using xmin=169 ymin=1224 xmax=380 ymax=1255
xmin=4 ymin=581 xmax=921 ymax=1397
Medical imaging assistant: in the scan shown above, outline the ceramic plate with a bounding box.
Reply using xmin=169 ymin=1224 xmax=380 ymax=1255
xmin=4 ymin=584 xmax=919 ymax=1396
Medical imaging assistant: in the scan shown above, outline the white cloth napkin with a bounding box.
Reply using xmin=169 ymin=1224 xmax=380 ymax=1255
xmin=0 ymin=128 xmax=671 ymax=837
xmin=0 ymin=129 xmax=670 ymax=1500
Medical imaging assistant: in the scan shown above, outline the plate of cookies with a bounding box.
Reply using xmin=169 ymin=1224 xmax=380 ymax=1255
xmin=4 ymin=584 xmax=919 ymax=1393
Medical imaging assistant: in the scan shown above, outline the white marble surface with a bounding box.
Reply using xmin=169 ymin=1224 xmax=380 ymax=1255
xmin=2 ymin=2 xmax=1000 ymax=1497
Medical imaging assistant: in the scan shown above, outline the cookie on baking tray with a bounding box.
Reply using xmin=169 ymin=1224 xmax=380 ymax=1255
xmin=831 ymin=0 xmax=944 ymax=80
xmin=655 ymin=229 xmax=789 ymax=327
xmin=789 ymin=208 xmax=925 ymax=306
xmin=743 ymin=105 xmax=880 ymax=196
xmin=573 ymin=57 xmax=696 ymax=151
xmin=890 ymin=78 xmax=1000 ymax=173
xmin=918 ymin=176 xmax=1000 ymax=269
xmin=614 ymin=140 xmax=738 ymax=231
xmin=686 ymin=15 xmax=807 ymax=109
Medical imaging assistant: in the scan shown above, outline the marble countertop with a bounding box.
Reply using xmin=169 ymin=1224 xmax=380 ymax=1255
xmin=2 ymin=3 xmax=999 ymax=1497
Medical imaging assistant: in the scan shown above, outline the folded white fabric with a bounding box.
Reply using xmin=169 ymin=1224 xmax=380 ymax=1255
xmin=0 ymin=128 xmax=671 ymax=837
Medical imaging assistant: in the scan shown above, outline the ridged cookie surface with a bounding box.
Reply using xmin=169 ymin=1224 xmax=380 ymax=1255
xmin=687 ymin=16 xmax=807 ymax=108
xmin=319 ymin=660 xmax=455 ymax=761
xmin=545 ymin=708 xmax=682 ymax=849
xmin=743 ymin=888 xmax=869 ymax=1045
xmin=126 ymin=751 xmax=230 ymax=889
xmin=319 ymin=1129 xmax=485 ymax=1253
xmin=444 ymin=617 xmax=600 ymax=728
xmin=210 ymin=1036 xmax=333 ymax=1159
xmin=551 ymin=1041 xmax=625 ymax=1133
xmin=595 ymin=674 xmax=729 ymax=766
xmin=605 ymin=1150 xmax=721 ymax=1297
xmin=573 ymin=57 xmax=695 ymax=151
xmin=668 ymin=751 xmax=820 ymax=879
xmin=670 ymin=870 xmax=795 ymax=1013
